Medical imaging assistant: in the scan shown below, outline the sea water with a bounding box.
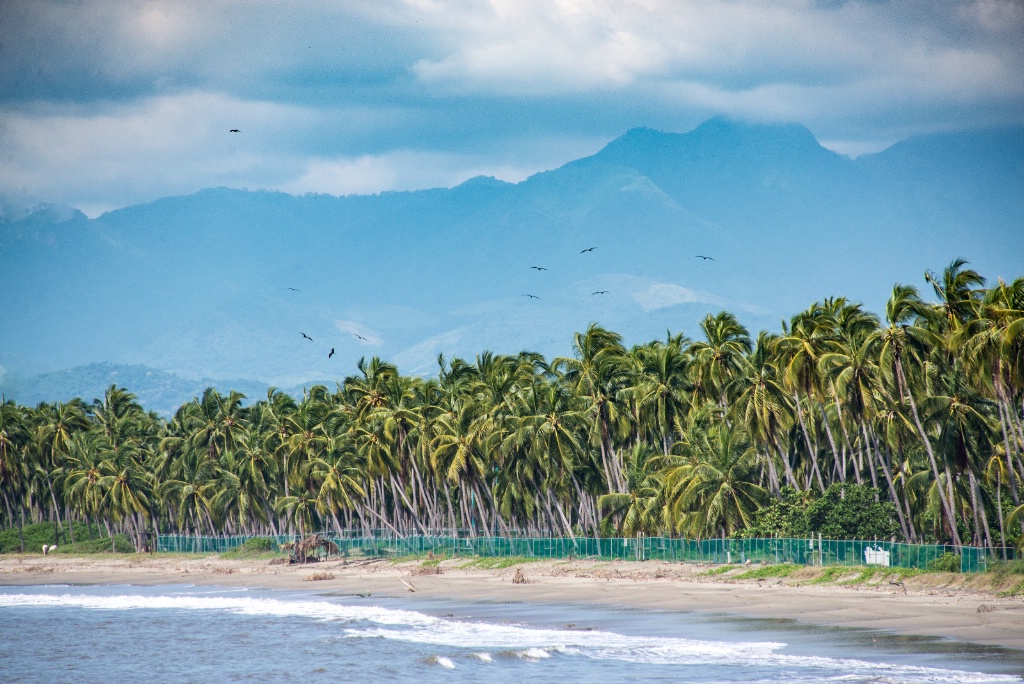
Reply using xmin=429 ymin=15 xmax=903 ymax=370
xmin=0 ymin=584 xmax=1021 ymax=683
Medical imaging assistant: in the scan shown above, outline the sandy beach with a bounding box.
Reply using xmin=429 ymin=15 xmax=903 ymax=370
xmin=2 ymin=554 xmax=1022 ymax=651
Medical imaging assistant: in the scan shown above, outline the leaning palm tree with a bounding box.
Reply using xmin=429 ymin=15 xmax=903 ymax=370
xmin=873 ymin=283 xmax=962 ymax=547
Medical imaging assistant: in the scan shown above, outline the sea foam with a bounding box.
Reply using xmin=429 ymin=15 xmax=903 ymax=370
xmin=0 ymin=591 xmax=1017 ymax=683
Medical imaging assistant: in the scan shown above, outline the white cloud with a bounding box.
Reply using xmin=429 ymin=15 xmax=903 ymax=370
xmin=632 ymin=282 xmax=725 ymax=312
xmin=334 ymin=319 xmax=384 ymax=346
xmin=1 ymin=0 xmax=1021 ymax=211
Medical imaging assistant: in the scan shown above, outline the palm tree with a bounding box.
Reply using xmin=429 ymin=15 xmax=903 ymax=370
xmin=665 ymin=423 xmax=767 ymax=539
xmin=873 ymin=284 xmax=962 ymax=547
xmin=554 ymin=324 xmax=630 ymax=492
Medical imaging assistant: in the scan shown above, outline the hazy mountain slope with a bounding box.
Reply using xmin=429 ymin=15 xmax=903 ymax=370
xmin=2 ymin=118 xmax=1021 ymax=405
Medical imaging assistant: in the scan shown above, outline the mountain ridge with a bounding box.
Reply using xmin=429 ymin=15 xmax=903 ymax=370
xmin=2 ymin=118 xmax=1021 ymax=405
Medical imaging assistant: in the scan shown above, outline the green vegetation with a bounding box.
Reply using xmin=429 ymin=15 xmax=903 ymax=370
xmin=733 ymin=563 xmax=798 ymax=580
xmin=926 ymin=552 xmax=962 ymax=573
xmin=0 ymin=521 xmax=132 ymax=554
xmin=806 ymin=567 xmax=846 ymax=584
xmin=698 ymin=565 xmax=735 ymax=577
xmin=55 ymin=534 xmax=135 ymax=554
xmin=0 ymin=260 xmax=1021 ymax=555
xmin=459 ymin=556 xmax=539 ymax=570
xmin=987 ymin=558 xmax=1024 ymax=580
xmin=742 ymin=484 xmax=900 ymax=540
xmin=220 ymin=537 xmax=279 ymax=559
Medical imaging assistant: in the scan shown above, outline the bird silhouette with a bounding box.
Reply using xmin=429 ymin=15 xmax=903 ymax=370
xmin=301 ymin=332 xmax=313 ymax=342
xmin=229 ymin=129 xmax=240 ymax=133
xmin=530 ymin=266 xmax=547 ymax=271
xmin=592 ymin=290 xmax=608 ymax=295
xmin=328 ymin=348 xmax=335 ymax=359
xmin=695 ymin=255 xmax=715 ymax=261
xmin=580 ymin=247 xmax=596 ymax=253
xmin=352 ymin=333 xmax=368 ymax=341
xmin=287 ymin=287 xmax=299 ymax=292
xmin=522 ymin=294 xmax=540 ymax=299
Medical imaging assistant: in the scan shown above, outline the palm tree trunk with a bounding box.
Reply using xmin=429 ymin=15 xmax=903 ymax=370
xmin=896 ymin=357 xmax=962 ymax=548
xmin=818 ymin=402 xmax=841 ymax=487
xmin=867 ymin=428 xmax=911 ymax=542
xmin=994 ymin=374 xmax=1021 ymax=508
xmin=966 ymin=468 xmax=992 ymax=549
xmin=793 ymin=391 xmax=825 ymax=492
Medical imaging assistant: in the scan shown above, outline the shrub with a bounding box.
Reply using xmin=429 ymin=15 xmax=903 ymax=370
xmin=221 ymin=537 xmax=278 ymax=559
xmin=740 ymin=488 xmax=811 ymax=538
xmin=926 ymin=552 xmax=961 ymax=573
xmin=805 ymin=483 xmax=899 ymax=540
xmin=0 ymin=522 xmax=126 ymax=554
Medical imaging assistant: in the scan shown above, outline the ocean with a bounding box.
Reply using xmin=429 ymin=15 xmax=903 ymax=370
xmin=1 ymin=584 xmax=1021 ymax=683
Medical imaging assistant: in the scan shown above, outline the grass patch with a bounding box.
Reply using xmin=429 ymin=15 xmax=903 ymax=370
xmin=838 ymin=567 xmax=879 ymax=585
xmin=459 ymin=556 xmax=539 ymax=570
xmin=987 ymin=558 xmax=1024 ymax=581
xmin=878 ymin=567 xmax=926 ymax=581
xmin=697 ymin=565 xmax=735 ymax=577
xmin=997 ymin=580 xmax=1024 ymax=597
xmin=221 ymin=537 xmax=281 ymax=560
xmin=732 ymin=563 xmax=799 ymax=580
xmin=806 ymin=567 xmax=845 ymax=584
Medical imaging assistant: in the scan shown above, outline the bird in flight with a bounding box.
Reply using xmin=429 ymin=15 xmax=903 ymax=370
xmin=695 ymin=255 xmax=715 ymax=261
xmin=352 ymin=333 xmax=368 ymax=342
xmin=301 ymin=332 xmax=313 ymax=342
xmin=287 ymin=287 xmax=299 ymax=292
xmin=592 ymin=290 xmax=609 ymax=295
xmin=229 ymin=129 xmax=240 ymax=133
xmin=580 ymin=247 xmax=596 ymax=253
xmin=328 ymin=348 xmax=335 ymax=359
xmin=522 ymin=294 xmax=540 ymax=299
xmin=530 ymin=266 xmax=547 ymax=271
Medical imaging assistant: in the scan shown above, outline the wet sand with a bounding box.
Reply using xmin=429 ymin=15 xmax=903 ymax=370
xmin=2 ymin=554 xmax=1022 ymax=650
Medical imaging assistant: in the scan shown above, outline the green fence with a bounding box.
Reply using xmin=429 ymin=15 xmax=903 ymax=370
xmin=155 ymin=533 xmax=1010 ymax=572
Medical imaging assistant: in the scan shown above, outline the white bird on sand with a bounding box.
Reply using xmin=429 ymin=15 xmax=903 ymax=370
xmin=49 ymin=544 xmax=58 ymax=553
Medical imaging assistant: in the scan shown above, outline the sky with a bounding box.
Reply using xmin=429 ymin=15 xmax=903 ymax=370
xmin=1 ymin=0 xmax=1022 ymax=217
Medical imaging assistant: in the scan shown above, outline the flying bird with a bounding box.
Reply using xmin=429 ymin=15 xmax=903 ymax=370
xmin=328 ymin=348 xmax=335 ymax=359
xmin=580 ymin=247 xmax=595 ymax=253
xmin=592 ymin=290 xmax=609 ymax=295
xmin=530 ymin=266 xmax=547 ymax=271
xmin=352 ymin=333 xmax=368 ymax=341
xmin=287 ymin=287 xmax=299 ymax=292
xmin=695 ymin=255 xmax=715 ymax=261
xmin=301 ymin=332 xmax=313 ymax=342
xmin=229 ymin=129 xmax=240 ymax=133
xmin=522 ymin=294 xmax=540 ymax=299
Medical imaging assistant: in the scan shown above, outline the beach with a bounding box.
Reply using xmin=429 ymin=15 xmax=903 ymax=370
xmin=2 ymin=554 xmax=1022 ymax=652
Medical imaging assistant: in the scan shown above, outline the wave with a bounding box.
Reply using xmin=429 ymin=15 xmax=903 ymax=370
xmin=0 ymin=591 xmax=1017 ymax=683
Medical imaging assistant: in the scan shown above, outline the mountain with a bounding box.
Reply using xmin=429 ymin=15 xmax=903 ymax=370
xmin=2 ymin=118 xmax=1021 ymax=406
xmin=0 ymin=363 xmax=280 ymax=417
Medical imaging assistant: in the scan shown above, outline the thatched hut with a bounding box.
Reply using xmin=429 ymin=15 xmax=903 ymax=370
xmin=281 ymin=534 xmax=340 ymax=564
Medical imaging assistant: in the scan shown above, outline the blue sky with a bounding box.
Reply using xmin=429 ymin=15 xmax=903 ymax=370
xmin=1 ymin=0 xmax=1022 ymax=217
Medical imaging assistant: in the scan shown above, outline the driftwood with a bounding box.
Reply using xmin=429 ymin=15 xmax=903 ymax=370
xmin=395 ymin=575 xmax=417 ymax=592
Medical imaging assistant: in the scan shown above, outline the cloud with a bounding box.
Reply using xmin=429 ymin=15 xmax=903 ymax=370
xmin=632 ymin=282 xmax=725 ymax=312
xmin=1 ymin=0 xmax=1021 ymax=211
xmin=334 ymin=319 xmax=384 ymax=346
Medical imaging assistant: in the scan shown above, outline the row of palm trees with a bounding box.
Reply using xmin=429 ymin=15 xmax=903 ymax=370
xmin=1 ymin=259 xmax=1021 ymax=553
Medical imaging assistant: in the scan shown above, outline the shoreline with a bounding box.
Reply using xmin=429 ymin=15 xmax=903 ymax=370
xmin=2 ymin=554 xmax=1023 ymax=651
